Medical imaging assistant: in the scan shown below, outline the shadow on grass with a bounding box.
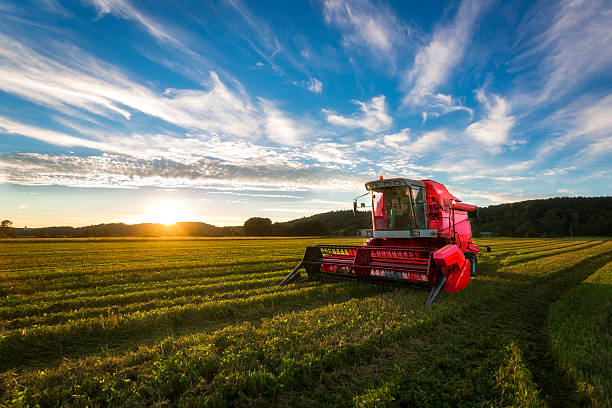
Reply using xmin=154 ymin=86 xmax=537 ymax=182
xmin=274 ymin=249 xmax=612 ymax=408
xmin=0 ymin=283 xmax=392 ymax=372
xmin=4 ymin=257 xmax=301 ymax=283
xmin=501 ymin=241 xmax=603 ymax=266
xmin=3 ymin=244 xmax=610 ymax=407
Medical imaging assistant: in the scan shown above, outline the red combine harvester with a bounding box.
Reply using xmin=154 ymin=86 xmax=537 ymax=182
xmin=279 ymin=177 xmax=489 ymax=305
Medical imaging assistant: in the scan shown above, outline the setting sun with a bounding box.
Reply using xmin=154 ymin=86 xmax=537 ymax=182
xmin=142 ymin=201 xmax=190 ymax=225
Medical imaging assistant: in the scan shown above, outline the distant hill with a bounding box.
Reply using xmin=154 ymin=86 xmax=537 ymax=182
xmin=2 ymin=196 xmax=610 ymax=238
xmin=271 ymin=210 xmax=372 ymax=236
xmin=3 ymin=222 xmax=241 ymax=238
xmin=470 ymin=196 xmax=612 ymax=237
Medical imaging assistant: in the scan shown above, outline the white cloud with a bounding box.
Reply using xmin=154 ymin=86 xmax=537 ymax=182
xmin=574 ymin=134 xmax=612 ymax=160
xmin=324 ymin=95 xmax=392 ymax=132
xmin=260 ymin=207 xmax=332 ymax=214
xmin=37 ymin=0 xmax=70 ymax=16
xmin=305 ymin=142 xmax=355 ymax=165
xmin=322 ymin=0 xmax=408 ymax=58
xmin=0 ymin=34 xmax=317 ymax=146
xmin=536 ymin=93 xmax=612 ymax=159
xmin=383 ymin=128 xmax=410 ymax=149
xmin=431 ymin=93 xmax=473 ymax=116
xmin=403 ymin=0 xmax=482 ymax=106
xmin=222 ymin=0 xmax=282 ymax=64
xmin=354 ymin=128 xmax=447 ymax=163
xmin=87 ymin=0 xmax=184 ymax=49
xmin=465 ymin=91 xmax=515 ymax=152
xmin=0 ymin=116 xmax=116 ymax=152
xmin=260 ymin=99 xmax=306 ymax=145
xmin=514 ymin=0 xmax=612 ymax=103
xmin=451 ymin=188 xmax=551 ymax=206
xmin=541 ymin=167 xmax=576 ymax=177
xmin=410 ymin=131 xmax=447 ymax=153
xmin=209 ymin=192 xmax=301 ymax=199
xmin=0 ymin=152 xmax=361 ymax=191
xmin=307 ymin=77 xmax=323 ymax=93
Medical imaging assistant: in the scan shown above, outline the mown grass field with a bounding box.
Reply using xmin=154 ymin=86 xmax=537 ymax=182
xmin=0 ymin=237 xmax=610 ymax=407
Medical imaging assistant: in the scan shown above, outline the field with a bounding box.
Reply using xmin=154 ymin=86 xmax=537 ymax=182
xmin=0 ymin=237 xmax=610 ymax=407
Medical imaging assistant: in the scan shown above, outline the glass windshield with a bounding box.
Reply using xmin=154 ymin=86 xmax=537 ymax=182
xmin=372 ymin=186 xmax=426 ymax=230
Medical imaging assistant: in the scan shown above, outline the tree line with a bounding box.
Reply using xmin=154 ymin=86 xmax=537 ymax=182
xmin=242 ymin=210 xmax=372 ymax=236
xmin=469 ymin=196 xmax=612 ymax=237
xmin=0 ymin=222 xmax=241 ymax=238
xmin=1 ymin=196 xmax=610 ymax=238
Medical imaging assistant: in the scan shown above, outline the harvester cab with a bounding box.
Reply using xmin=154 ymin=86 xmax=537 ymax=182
xmin=280 ymin=178 xmax=488 ymax=305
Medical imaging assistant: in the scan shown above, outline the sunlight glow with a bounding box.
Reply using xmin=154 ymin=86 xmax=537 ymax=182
xmin=141 ymin=200 xmax=190 ymax=225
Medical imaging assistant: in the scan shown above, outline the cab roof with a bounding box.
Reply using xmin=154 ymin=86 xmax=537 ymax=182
xmin=365 ymin=178 xmax=424 ymax=191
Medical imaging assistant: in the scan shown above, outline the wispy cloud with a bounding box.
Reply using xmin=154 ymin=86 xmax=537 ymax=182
xmin=307 ymin=77 xmax=323 ymax=93
xmin=87 ymin=0 xmax=185 ymax=50
xmin=379 ymin=128 xmax=448 ymax=154
xmin=402 ymin=0 xmax=483 ymax=106
xmin=0 ymin=116 xmax=116 ymax=152
xmin=221 ymin=0 xmax=282 ymax=65
xmin=513 ymin=0 xmax=612 ymax=104
xmin=218 ymin=0 xmax=331 ymax=88
xmin=536 ymin=93 xmax=612 ymax=159
xmin=322 ymin=0 xmax=408 ymax=62
xmin=450 ymin=187 xmax=553 ymax=205
xmin=37 ymin=0 xmax=70 ymax=16
xmin=0 ymin=152 xmax=362 ymax=191
xmin=259 ymin=99 xmax=308 ymax=145
xmin=209 ymin=192 xmax=301 ymax=199
xmin=324 ymin=95 xmax=392 ymax=132
xmin=465 ymin=90 xmax=515 ymax=152
xmin=0 ymin=33 xmax=311 ymax=146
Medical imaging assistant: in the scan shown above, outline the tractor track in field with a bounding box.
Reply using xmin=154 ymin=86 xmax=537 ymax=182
xmin=417 ymin=245 xmax=612 ymax=408
xmin=461 ymin=248 xmax=612 ymax=407
xmin=509 ymin=249 xmax=612 ymax=407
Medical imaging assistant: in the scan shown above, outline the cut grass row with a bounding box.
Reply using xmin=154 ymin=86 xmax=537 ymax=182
xmin=1 ymin=239 xmax=609 ymax=407
xmin=1 ymin=238 xmax=591 ymax=297
xmin=0 ymin=238 xmax=361 ymax=270
xmin=1 ymin=279 xmax=297 ymax=331
xmin=1 ymin=239 xmax=592 ymax=324
xmin=0 ymin=259 xmax=298 ymax=295
xmin=0 ymin=262 xmax=294 ymax=305
xmin=548 ymin=259 xmax=612 ymax=407
xmin=0 ymin=272 xmax=289 ymax=320
xmin=0 ymin=281 xmax=389 ymax=370
xmin=501 ymin=240 xmax=603 ymax=265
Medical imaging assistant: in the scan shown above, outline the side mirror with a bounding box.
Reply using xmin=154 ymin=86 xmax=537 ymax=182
xmin=353 ymin=200 xmax=357 ymax=215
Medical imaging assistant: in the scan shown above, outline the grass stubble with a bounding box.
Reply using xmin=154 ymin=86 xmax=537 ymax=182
xmin=0 ymin=237 xmax=609 ymax=407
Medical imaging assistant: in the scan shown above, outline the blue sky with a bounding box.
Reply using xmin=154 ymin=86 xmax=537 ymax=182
xmin=0 ymin=0 xmax=610 ymax=227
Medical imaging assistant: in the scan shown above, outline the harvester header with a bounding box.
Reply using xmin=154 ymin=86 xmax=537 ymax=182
xmin=280 ymin=178 xmax=489 ymax=305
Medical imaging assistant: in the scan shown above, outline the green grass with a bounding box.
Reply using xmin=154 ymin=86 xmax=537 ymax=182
xmin=0 ymin=237 xmax=610 ymax=407
xmin=548 ymin=259 xmax=612 ymax=407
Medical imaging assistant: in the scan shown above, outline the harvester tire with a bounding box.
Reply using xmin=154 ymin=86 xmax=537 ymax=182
xmin=465 ymin=252 xmax=478 ymax=277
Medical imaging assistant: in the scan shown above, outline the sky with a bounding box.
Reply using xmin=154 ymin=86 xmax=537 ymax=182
xmin=0 ymin=0 xmax=611 ymax=227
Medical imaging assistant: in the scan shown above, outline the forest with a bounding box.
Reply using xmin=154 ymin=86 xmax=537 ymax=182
xmin=471 ymin=196 xmax=612 ymax=237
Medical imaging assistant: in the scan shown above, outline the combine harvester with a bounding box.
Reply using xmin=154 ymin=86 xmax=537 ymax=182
xmin=280 ymin=177 xmax=489 ymax=305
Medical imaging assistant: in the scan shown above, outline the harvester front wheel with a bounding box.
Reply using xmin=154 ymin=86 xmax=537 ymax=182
xmin=465 ymin=252 xmax=478 ymax=277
